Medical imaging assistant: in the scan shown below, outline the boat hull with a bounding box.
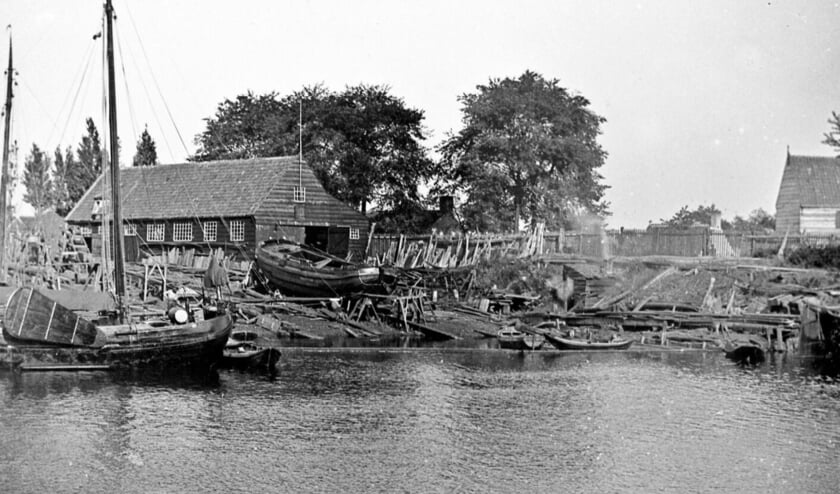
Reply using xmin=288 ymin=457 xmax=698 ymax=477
xmin=544 ymin=333 xmax=633 ymax=351
xmin=220 ymin=344 xmax=281 ymax=373
xmin=256 ymin=240 xmax=381 ymax=297
xmin=2 ymin=287 xmax=233 ymax=370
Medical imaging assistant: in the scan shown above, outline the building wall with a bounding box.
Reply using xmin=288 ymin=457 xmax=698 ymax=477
xmin=255 ymin=165 xmax=370 ymax=258
xmin=800 ymin=207 xmax=840 ymax=233
xmin=68 ymin=216 xmax=257 ymax=261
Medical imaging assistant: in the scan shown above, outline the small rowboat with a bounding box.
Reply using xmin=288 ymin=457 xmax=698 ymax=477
xmin=220 ymin=343 xmax=281 ymax=373
xmin=543 ymin=332 xmax=633 ymax=351
xmin=497 ymin=328 xmax=544 ymax=351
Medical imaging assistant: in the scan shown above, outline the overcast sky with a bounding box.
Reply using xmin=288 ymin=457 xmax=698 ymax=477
xmin=2 ymin=0 xmax=839 ymax=227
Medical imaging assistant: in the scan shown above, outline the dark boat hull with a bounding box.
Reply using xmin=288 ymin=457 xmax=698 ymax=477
xmin=256 ymin=240 xmax=380 ymax=297
xmin=498 ymin=330 xmax=544 ymax=350
xmin=220 ymin=345 xmax=281 ymax=372
xmin=544 ymin=333 xmax=633 ymax=351
xmin=2 ymin=287 xmax=233 ymax=370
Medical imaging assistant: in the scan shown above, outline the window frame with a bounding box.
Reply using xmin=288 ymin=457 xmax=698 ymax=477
xmin=173 ymin=222 xmax=193 ymax=242
xmin=203 ymin=221 xmax=217 ymax=242
xmin=147 ymin=223 xmax=165 ymax=242
xmin=229 ymin=220 xmax=245 ymax=242
xmin=293 ymin=186 xmax=306 ymax=203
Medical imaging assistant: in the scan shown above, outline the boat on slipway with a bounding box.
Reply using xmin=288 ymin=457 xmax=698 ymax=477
xmin=256 ymin=238 xmax=381 ymax=297
xmin=0 ymin=0 xmax=232 ymax=372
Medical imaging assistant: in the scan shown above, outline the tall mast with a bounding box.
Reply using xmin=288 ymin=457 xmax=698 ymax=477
xmin=105 ymin=0 xmax=126 ymax=306
xmin=0 ymin=33 xmax=13 ymax=280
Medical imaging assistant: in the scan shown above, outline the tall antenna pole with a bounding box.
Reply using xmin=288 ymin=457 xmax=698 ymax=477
xmin=0 ymin=31 xmax=14 ymax=280
xmin=105 ymin=0 xmax=126 ymax=309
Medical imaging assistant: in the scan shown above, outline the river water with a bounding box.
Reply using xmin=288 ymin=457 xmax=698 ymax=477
xmin=0 ymin=349 xmax=838 ymax=493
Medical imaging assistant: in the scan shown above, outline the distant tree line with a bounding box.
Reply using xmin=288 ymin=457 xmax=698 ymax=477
xmin=22 ymin=118 xmax=157 ymax=216
xmin=658 ymin=204 xmax=775 ymax=233
xmin=32 ymin=70 xmax=832 ymax=234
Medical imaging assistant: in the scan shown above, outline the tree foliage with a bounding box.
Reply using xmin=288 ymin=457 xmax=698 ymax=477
xmin=729 ymin=208 xmax=775 ymax=232
xmin=133 ymin=127 xmax=158 ymax=167
xmin=659 ymin=205 xmax=775 ymax=231
xmin=439 ymin=71 xmax=609 ymax=232
xmin=659 ymin=204 xmax=726 ymax=229
xmin=67 ymin=118 xmax=102 ymax=205
xmin=51 ymin=146 xmax=73 ymax=216
xmin=23 ymin=144 xmax=53 ymax=212
xmin=193 ymin=85 xmax=436 ymax=214
xmin=824 ymin=111 xmax=840 ymax=156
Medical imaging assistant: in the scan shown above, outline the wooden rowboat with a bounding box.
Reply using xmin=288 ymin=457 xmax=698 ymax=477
xmin=497 ymin=328 xmax=544 ymax=351
xmin=256 ymin=239 xmax=381 ymax=297
xmin=543 ymin=332 xmax=633 ymax=351
xmin=220 ymin=343 xmax=281 ymax=373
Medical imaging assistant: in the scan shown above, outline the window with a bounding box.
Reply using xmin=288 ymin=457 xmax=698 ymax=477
xmin=173 ymin=223 xmax=193 ymax=242
xmin=79 ymin=225 xmax=92 ymax=236
xmin=293 ymin=186 xmax=306 ymax=203
xmin=124 ymin=223 xmax=137 ymax=236
xmin=229 ymin=220 xmax=245 ymax=242
xmin=203 ymin=221 xmax=217 ymax=242
xmin=349 ymin=228 xmax=360 ymax=240
xmin=147 ymin=224 xmax=165 ymax=242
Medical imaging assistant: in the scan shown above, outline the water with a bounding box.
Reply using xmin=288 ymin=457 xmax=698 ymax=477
xmin=1 ymin=349 xmax=839 ymax=493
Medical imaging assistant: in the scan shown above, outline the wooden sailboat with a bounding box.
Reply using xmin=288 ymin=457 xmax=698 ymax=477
xmin=256 ymin=238 xmax=381 ymax=297
xmin=1 ymin=1 xmax=233 ymax=370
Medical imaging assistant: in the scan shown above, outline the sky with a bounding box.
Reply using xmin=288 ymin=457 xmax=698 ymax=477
xmin=1 ymin=0 xmax=839 ymax=227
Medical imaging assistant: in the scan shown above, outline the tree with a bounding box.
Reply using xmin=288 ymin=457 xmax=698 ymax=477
xmin=730 ymin=208 xmax=775 ymax=232
xmin=439 ymin=71 xmax=609 ymax=232
xmin=67 ymin=118 xmax=103 ymax=205
xmin=51 ymin=146 xmax=72 ymax=216
xmin=659 ymin=204 xmax=728 ymax=229
xmin=23 ymin=143 xmax=53 ymax=212
xmin=194 ymin=85 xmax=437 ymax=215
xmin=824 ymin=111 xmax=840 ymax=156
xmin=133 ymin=126 xmax=158 ymax=167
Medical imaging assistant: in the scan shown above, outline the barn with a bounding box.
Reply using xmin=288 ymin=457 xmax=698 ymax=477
xmin=64 ymin=156 xmax=371 ymax=261
xmin=775 ymin=153 xmax=840 ymax=234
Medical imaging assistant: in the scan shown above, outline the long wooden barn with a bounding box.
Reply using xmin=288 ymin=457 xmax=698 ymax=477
xmin=64 ymin=156 xmax=371 ymax=261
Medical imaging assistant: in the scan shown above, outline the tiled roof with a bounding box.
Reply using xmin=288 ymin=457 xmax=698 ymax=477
xmin=784 ymin=155 xmax=840 ymax=207
xmin=65 ymin=156 xmax=300 ymax=221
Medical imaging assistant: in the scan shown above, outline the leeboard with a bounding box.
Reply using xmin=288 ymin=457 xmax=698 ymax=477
xmin=3 ymin=287 xmax=99 ymax=346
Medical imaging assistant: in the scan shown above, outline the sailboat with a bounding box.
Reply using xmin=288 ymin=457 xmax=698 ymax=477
xmin=1 ymin=1 xmax=233 ymax=370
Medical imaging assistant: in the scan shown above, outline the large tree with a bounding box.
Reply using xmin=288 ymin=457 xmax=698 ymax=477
xmin=133 ymin=126 xmax=158 ymax=167
xmin=659 ymin=204 xmax=726 ymax=229
xmin=193 ymin=85 xmax=436 ymax=214
xmin=23 ymin=144 xmax=53 ymax=212
xmin=439 ymin=71 xmax=609 ymax=232
xmin=67 ymin=118 xmax=103 ymax=205
xmin=824 ymin=111 xmax=840 ymax=156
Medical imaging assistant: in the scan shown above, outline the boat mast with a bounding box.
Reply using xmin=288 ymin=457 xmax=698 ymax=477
xmin=105 ymin=0 xmax=126 ymax=310
xmin=0 ymin=33 xmax=13 ymax=280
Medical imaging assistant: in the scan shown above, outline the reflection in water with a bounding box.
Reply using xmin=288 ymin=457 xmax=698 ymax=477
xmin=0 ymin=350 xmax=839 ymax=493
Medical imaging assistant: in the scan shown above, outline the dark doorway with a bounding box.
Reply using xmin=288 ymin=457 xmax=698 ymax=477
xmin=327 ymin=227 xmax=350 ymax=258
xmin=304 ymin=226 xmax=329 ymax=252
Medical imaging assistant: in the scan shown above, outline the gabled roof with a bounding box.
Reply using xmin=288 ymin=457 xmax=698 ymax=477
xmin=65 ymin=156 xmax=300 ymax=221
xmin=781 ymin=155 xmax=840 ymax=207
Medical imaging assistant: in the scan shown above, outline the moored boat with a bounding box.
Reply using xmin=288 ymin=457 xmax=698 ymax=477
xmin=256 ymin=238 xmax=381 ymax=297
xmin=0 ymin=2 xmax=233 ymax=372
xmin=497 ymin=327 xmax=544 ymax=350
xmin=543 ymin=332 xmax=633 ymax=351
xmin=220 ymin=343 xmax=281 ymax=373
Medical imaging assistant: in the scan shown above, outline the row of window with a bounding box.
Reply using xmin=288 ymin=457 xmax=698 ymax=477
xmin=80 ymin=221 xmax=361 ymax=243
xmin=79 ymin=221 xmax=245 ymax=242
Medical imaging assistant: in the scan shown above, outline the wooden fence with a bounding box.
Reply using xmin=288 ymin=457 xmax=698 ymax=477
xmin=367 ymin=228 xmax=840 ymax=263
